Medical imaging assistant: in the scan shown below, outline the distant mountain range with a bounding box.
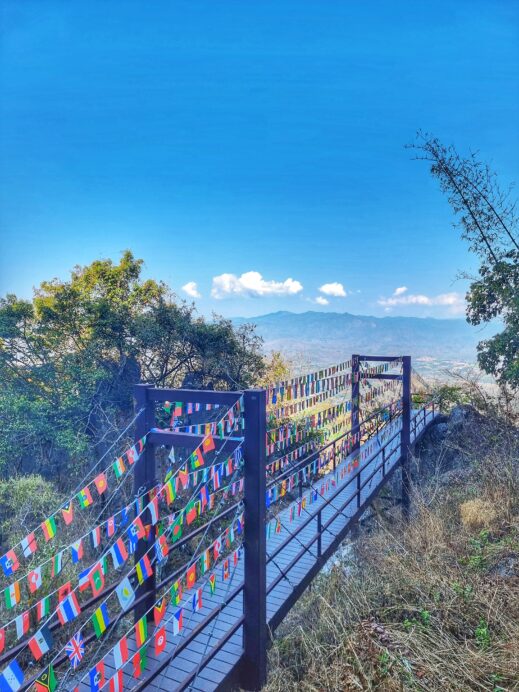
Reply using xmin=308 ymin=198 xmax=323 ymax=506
xmin=233 ymin=311 xmax=486 ymax=367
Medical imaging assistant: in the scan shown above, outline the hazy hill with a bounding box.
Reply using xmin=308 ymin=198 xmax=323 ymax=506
xmin=233 ymin=310 xmax=484 ymax=366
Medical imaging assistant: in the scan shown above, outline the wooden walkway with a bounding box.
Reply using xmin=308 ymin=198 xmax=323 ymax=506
xmin=76 ymin=406 xmax=437 ymax=692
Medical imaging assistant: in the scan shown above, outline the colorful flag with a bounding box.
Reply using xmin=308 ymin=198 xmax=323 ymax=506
xmin=192 ymin=588 xmax=202 ymax=612
xmin=177 ymin=466 xmax=189 ymax=490
xmin=186 ymin=501 xmax=198 ymax=525
xmin=222 ymin=559 xmax=230 ymax=581
xmin=173 ymin=608 xmax=183 ymax=635
xmin=34 ymin=664 xmax=57 ymax=692
xmin=136 ymin=555 xmax=153 ymax=585
xmin=58 ymin=581 xmax=72 ymax=603
xmin=51 ymin=551 xmax=63 ymax=578
xmin=89 ymin=661 xmax=105 ymax=692
xmin=155 ymin=534 xmax=169 ymax=563
xmin=186 ymin=563 xmax=197 ymax=589
xmin=78 ymin=567 xmax=91 ymax=592
xmin=190 ymin=448 xmax=204 ymax=470
xmin=89 ymin=562 xmax=105 ymax=597
xmin=202 ymin=434 xmax=215 ymax=453
xmin=171 ymin=580 xmax=182 ymax=606
xmin=70 ymin=539 xmax=84 ymax=563
xmin=154 ymin=626 xmax=167 ymax=656
xmin=93 ymin=472 xmax=108 ymax=495
xmin=28 ymin=566 xmax=43 ymax=593
xmin=36 ymin=596 xmax=50 ymax=622
xmin=28 ymin=627 xmax=53 ymax=661
xmin=209 ymin=573 xmax=217 ymax=594
xmin=91 ymin=526 xmax=101 ymax=550
xmin=65 ymin=632 xmax=85 ymax=669
xmin=113 ymin=457 xmax=126 ymax=479
xmin=154 ymin=597 xmax=167 ymax=627
xmin=127 ymin=517 xmax=145 ymax=549
xmin=61 ymin=501 xmax=74 ymax=526
xmin=115 ymin=576 xmax=135 ymax=611
xmin=147 ymin=496 xmax=159 ymax=525
xmin=15 ymin=611 xmax=30 ymax=639
xmin=106 ymin=515 xmax=117 ymax=538
xmin=200 ymin=549 xmax=210 ymax=575
xmin=213 ymin=537 xmax=221 ymax=561
xmin=132 ymin=646 xmax=147 ymax=679
xmin=112 ymin=635 xmax=129 ymax=669
xmin=92 ymin=603 xmax=111 ymax=638
xmin=109 ymin=670 xmax=123 ymax=692
xmin=171 ymin=515 xmax=183 ymax=543
xmin=77 ymin=486 xmax=93 ymax=509
xmin=110 ymin=539 xmax=128 ymax=569
xmin=0 ymin=550 xmax=20 ymax=577
xmin=134 ymin=617 xmax=147 ymax=648
xmin=57 ymin=592 xmax=81 ymax=625
xmin=21 ymin=533 xmax=37 ymax=558
xmin=41 ymin=517 xmax=56 ymax=542
xmin=5 ymin=582 xmax=21 ymax=609
xmin=164 ymin=478 xmax=175 ymax=505
xmin=0 ymin=660 xmax=24 ymax=691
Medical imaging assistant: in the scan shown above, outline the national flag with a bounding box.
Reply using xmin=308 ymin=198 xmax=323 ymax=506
xmin=28 ymin=626 xmax=53 ymax=661
xmin=105 ymin=515 xmax=117 ymax=538
xmin=154 ymin=626 xmax=167 ymax=656
xmin=90 ymin=526 xmax=101 ymax=550
xmin=65 ymin=632 xmax=85 ymax=669
xmin=134 ymin=617 xmax=147 ymax=648
xmin=112 ymin=635 xmax=129 ymax=669
xmin=200 ymin=549 xmax=210 ymax=575
xmin=177 ymin=466 xmax=189 ymax=490
xmin=78 ymin=567 xmax=91 ymax=592
xmin=93 ymin=472 xmax=108 ymax=495
xmin=89 ymin=562 xmax=105 ymax=597
xmin=28 ymin=566 xmax=42 ymax=593
xmin=76 ymin=486 xmax=93 ymax=509
xmin=209 ymin=574 xmax=216 ymax=595
xmin=202 ymin=434 xmax=215 ymax=453
xmin=41 ymin=517 xmax=56 ymax=542
xmin=36 ymin=597 xmax=50 ymax=621
xmin=171 ymin=580 xmax=182 ymax=606
xmin=186 ymin=563 xmax=197 ymax=589
xmin=109 ymin=670 xmax=123 ymax=692
xmin=34 ymin=664 xmax=57 ymax=692
xmin=132 ymin=646 xmax=147 ymax=679
xmin=113 ymin=457 xmax=126 ymax=479
xmin=126 ymin=446 xmax=137 ymax=466
xmin=199 ymin=485 xmax=209 ymax=512
xmin=213 ymin=537 xmax=221 ymax=561
xmin=89 ymin=661 xmax=105 ymax=692
xmin=0 ymin=660 xmax=24 ymax=691
xmin=155 ymin=535 xmax=169 ymax=563
xmin=170 ymin=515 xmax=183 ymax=543
xmin=15 ymin=611 xmax=30 ymax=640
xmin=192 ymin=588 xmax=202 ymax=612
xmin=186 ymin=500 xmax=198 ymax=525
xmin=0 ymin=550 xmax=19 ymax=577
xmin=57 ymin=592 xmax=81 ymax=625
xmin=173 ymin=401 xmax=182 ymax=417
xmin=61 ymin=501 xmax=74 ymax=526
xmin=222 ymin=559 xmax=230 ymax=581
xmin=164 ymin=478 xmax=175 ymax=505
xmin=147 ymin=496 xmax=159 ymax=525
xmin=91 ymin=603 xmax=110 ymax=638
xmin=71 ymin=539 xmax=84 ymax=563
xmin=58 ymin=581 xmax=72 ymax=602
xmin=21 ymin=533 xmax=37 ymax=558
xmin=127 ymin=517 xmax=145 ymax=550
xmin=136 ymin=555 xmax=153 ymax=585
xmin=115 ymin=576 xmax=135 ymax=611
xmin=110 ymin=539 xmax=128 ymax=569
xmin=0 ymin=628 xmax=4 ymax=655
xmin=154 ymin=597 xmax=167 ymax=627
xmin=5 ymin=582 xmax=21 ymax=609
xmin=212 ymin=466 xmax=221 ymax=491
xmin=51 ymin=551 xmax=63 ymax=578
xmin=190 ymin=448 xmax=204 ymax=470
xmin=172 ymin=608 xmax=183 ymax=635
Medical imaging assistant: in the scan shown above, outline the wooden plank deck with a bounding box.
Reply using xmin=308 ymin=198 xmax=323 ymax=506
xmin=74 ymin=407 xmax=436 ymax=692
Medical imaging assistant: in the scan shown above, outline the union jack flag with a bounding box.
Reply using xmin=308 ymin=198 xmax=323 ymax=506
xmin=66 ymin=631 xmax=85 ymax=669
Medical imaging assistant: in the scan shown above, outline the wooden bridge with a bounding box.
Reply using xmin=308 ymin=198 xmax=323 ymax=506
xmin=0 ymin=355 xmax=439 ymax=692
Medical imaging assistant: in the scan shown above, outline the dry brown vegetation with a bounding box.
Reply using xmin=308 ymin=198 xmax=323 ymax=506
xmin=264 ymin=405 xmax=519 ymax=691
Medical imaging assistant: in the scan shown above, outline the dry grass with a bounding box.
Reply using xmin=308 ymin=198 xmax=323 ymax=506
xmin=264 ymin=413 xmax=519 ymax=691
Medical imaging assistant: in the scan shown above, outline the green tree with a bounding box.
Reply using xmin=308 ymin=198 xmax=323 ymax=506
xmin=0 ymin=251 xmax=264 ymax=481
xmin=410 ymin=134 xmax=519 ymax=389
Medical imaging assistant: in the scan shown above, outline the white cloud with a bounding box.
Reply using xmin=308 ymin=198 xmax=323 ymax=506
xmin=319 ymin=282 xmax=347 ymax=297
xmin=377 ymin=291 xmax=465 ymax=315
xmin=394 ymin=286 xmax=408 ymax=296
xmin=211 ymin=271 xmax=303 ymax=299
xmin=182 ymin=281 xmax=201 ymax=299
xmin=315 ymin=296 xmax=329 ymax=306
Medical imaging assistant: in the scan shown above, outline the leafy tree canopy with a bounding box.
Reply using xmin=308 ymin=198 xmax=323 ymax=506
xmin=0 ymin=251 xmax=264 ymax=480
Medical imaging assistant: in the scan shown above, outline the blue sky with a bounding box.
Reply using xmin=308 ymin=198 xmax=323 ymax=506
xmin=1 ymin=0 xmax=518 ymax=319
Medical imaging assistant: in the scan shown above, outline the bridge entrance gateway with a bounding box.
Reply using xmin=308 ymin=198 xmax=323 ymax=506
xmin=0 ymin=355 xmax=438 ymax=692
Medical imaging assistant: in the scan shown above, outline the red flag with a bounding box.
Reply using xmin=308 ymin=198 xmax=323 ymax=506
xmin=186 ymin=563 xmax=196 ymax=589
xmin=155 ymin=627 xmax=167 ymax=656
xmin=154 ymin=597 xmax=167 ymax=627
xmin=58 ymin=581 xmax=72 ymax=602
xmin=94 ymin=473 xmax=108 ymax=495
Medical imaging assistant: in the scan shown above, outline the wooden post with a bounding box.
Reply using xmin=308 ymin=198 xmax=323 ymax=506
xmin=133 ymin=383 xmax=157 ymax=621
xmin=351 ymin=354 xmax=360 ymax=455
xmin=241 ymin=388 xmax=267 ymax=691
xmin=401 ymin=356 xmax=412 ymax=520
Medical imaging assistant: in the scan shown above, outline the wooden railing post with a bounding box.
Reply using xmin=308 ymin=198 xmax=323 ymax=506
xmin=133 ymin=383 xmax=157 ymax=622
xmin=241 ymin=388 xmax=267 ymax=691
xmin=401 ymin=356 xmax=412 ymax=520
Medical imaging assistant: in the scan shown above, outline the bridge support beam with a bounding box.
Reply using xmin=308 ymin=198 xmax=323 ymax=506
xmin=401 ymin=356 xmax=412 ymax=520
xmin=133 ymin=383 xmax=157 ymax=622
xmin=241 ymin=388 xmax=268 ymax=691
